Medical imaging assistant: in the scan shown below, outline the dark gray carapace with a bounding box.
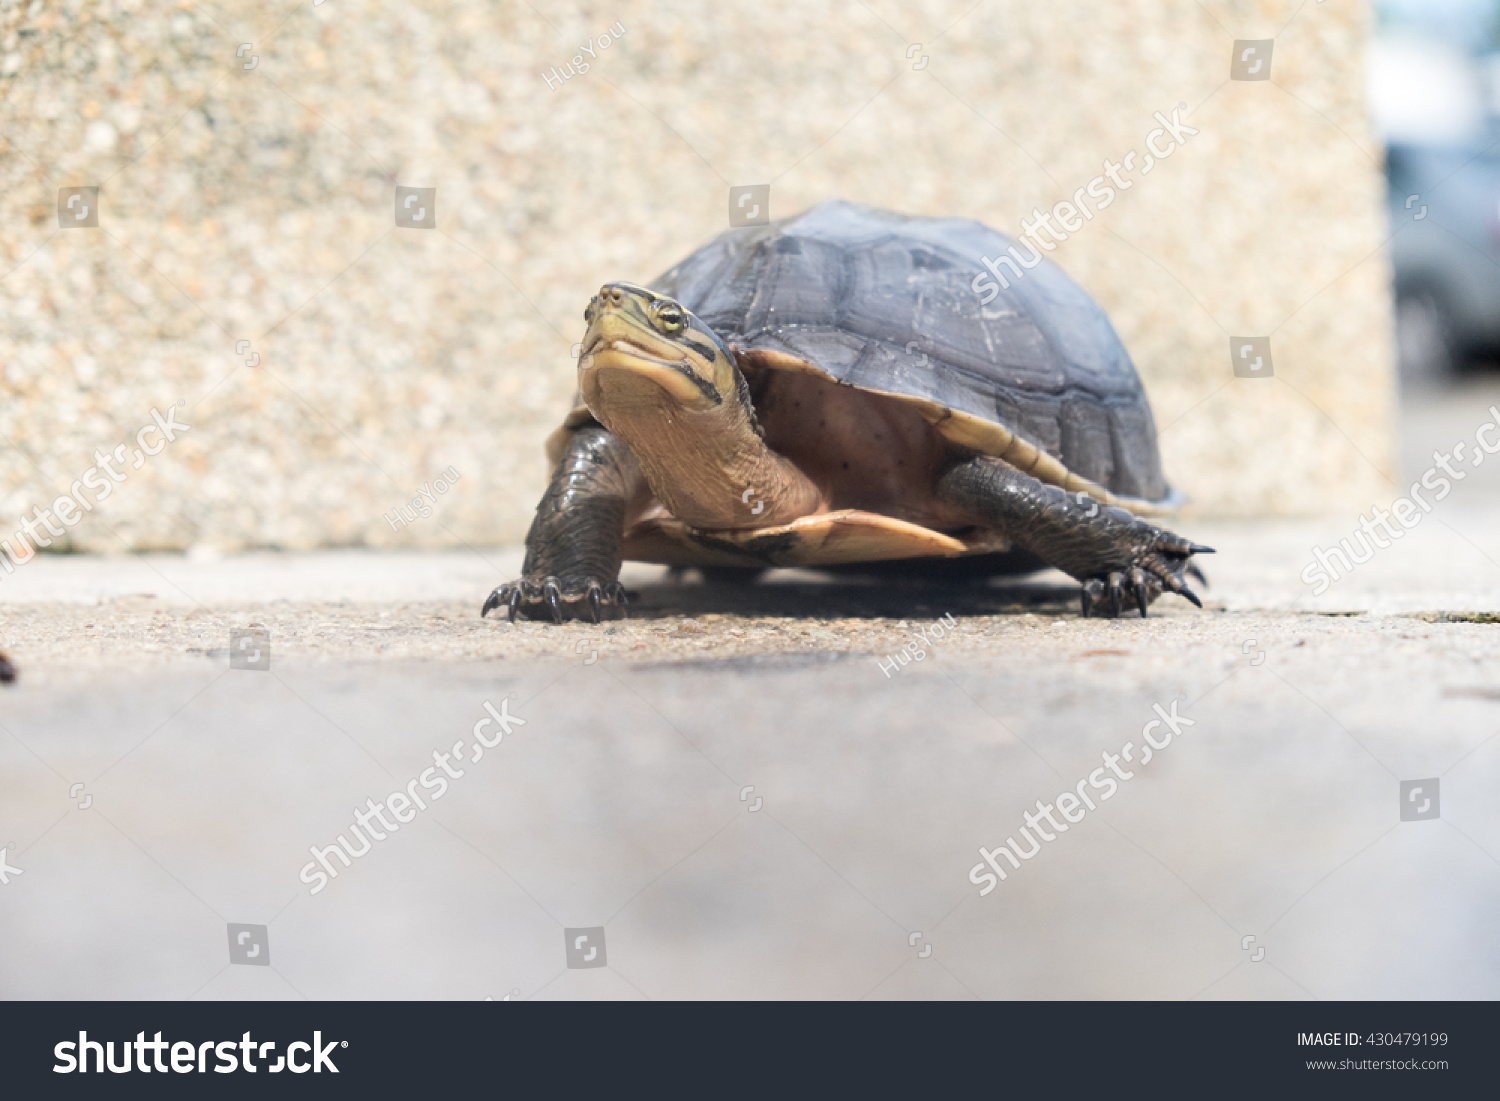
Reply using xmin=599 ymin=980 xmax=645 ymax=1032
xmin=650 ymin=199 xmax=1172 ymax=506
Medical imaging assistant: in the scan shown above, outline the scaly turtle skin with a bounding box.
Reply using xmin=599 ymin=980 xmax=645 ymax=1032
xmin=484 ymin=201 xmax=1211 ymax=623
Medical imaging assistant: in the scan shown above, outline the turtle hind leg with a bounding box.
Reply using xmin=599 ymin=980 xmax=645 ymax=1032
xmin=935 ymin=456 xmax=1213 ymax=618
xmin=482 ymin=426 xmax=642 ymax=624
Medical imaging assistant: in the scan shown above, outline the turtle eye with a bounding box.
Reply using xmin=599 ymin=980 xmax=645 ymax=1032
xmin=654 ymin=302 xmax=684 ymax=332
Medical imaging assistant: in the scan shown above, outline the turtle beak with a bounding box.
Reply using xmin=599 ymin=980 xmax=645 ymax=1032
xmin=577 ymin=284 xmax=727 ymax=411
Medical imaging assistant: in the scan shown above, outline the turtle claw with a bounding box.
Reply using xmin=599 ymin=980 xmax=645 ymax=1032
xmin=1081 ymin=568 xmax=1156 ymax=619
xmin=482 ymin=575 xmax=628 ymax=624
xmin=1073 ymin=526 xmax=1209 ymax=619
xmin=1080 ymin=578 xmax=1105 ymax=617
xmin=1149 ymin=556 xmax=1205 ymax=610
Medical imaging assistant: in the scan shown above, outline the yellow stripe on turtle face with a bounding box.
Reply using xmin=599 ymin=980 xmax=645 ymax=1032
xmin=583 ymin=345 xmax=718 ymax=409
xmin=577 ymin=283 xmax=737 ymax=415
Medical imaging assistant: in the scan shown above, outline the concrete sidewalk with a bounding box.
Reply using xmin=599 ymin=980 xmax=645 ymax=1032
xmin=0 ymin=484 xmax=1498 ymax=660
xmin=1 ymin=495 xmax=1499 ymax=999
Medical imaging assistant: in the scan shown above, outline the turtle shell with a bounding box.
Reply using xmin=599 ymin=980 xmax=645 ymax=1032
xmin=647 ymin=199 xmax=1172 ymax=509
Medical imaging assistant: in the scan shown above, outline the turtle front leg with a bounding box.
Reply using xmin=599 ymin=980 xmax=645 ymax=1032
xmin=935 ymin=456 xmax=1213 ymax=618
xmin=482 ymin=426 xmax=642 ymax=624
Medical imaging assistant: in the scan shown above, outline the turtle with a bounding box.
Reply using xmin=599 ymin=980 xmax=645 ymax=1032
xmin=482 ymin=200 xmax=1211 ymax=624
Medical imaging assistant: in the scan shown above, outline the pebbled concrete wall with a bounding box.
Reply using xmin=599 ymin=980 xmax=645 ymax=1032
xmin=0 ymin=0 xmax=1395 ymax=553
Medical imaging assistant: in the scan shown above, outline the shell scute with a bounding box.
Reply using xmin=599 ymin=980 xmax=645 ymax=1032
xmin=649 ymin=200 xmax=1170 ymax=505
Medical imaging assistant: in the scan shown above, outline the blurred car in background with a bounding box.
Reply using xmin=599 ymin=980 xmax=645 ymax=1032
xmin=1387 ymin=140 xmax=1500 ymax=385
xmin=1372 ymin=1 xmax=1500 ymax=387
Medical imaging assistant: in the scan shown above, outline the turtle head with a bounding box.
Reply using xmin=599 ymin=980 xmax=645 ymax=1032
xmin=572 ymin=281 xmax=820 ymax=528
xmin=577 ymin=282 xmax=745 ymax=414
